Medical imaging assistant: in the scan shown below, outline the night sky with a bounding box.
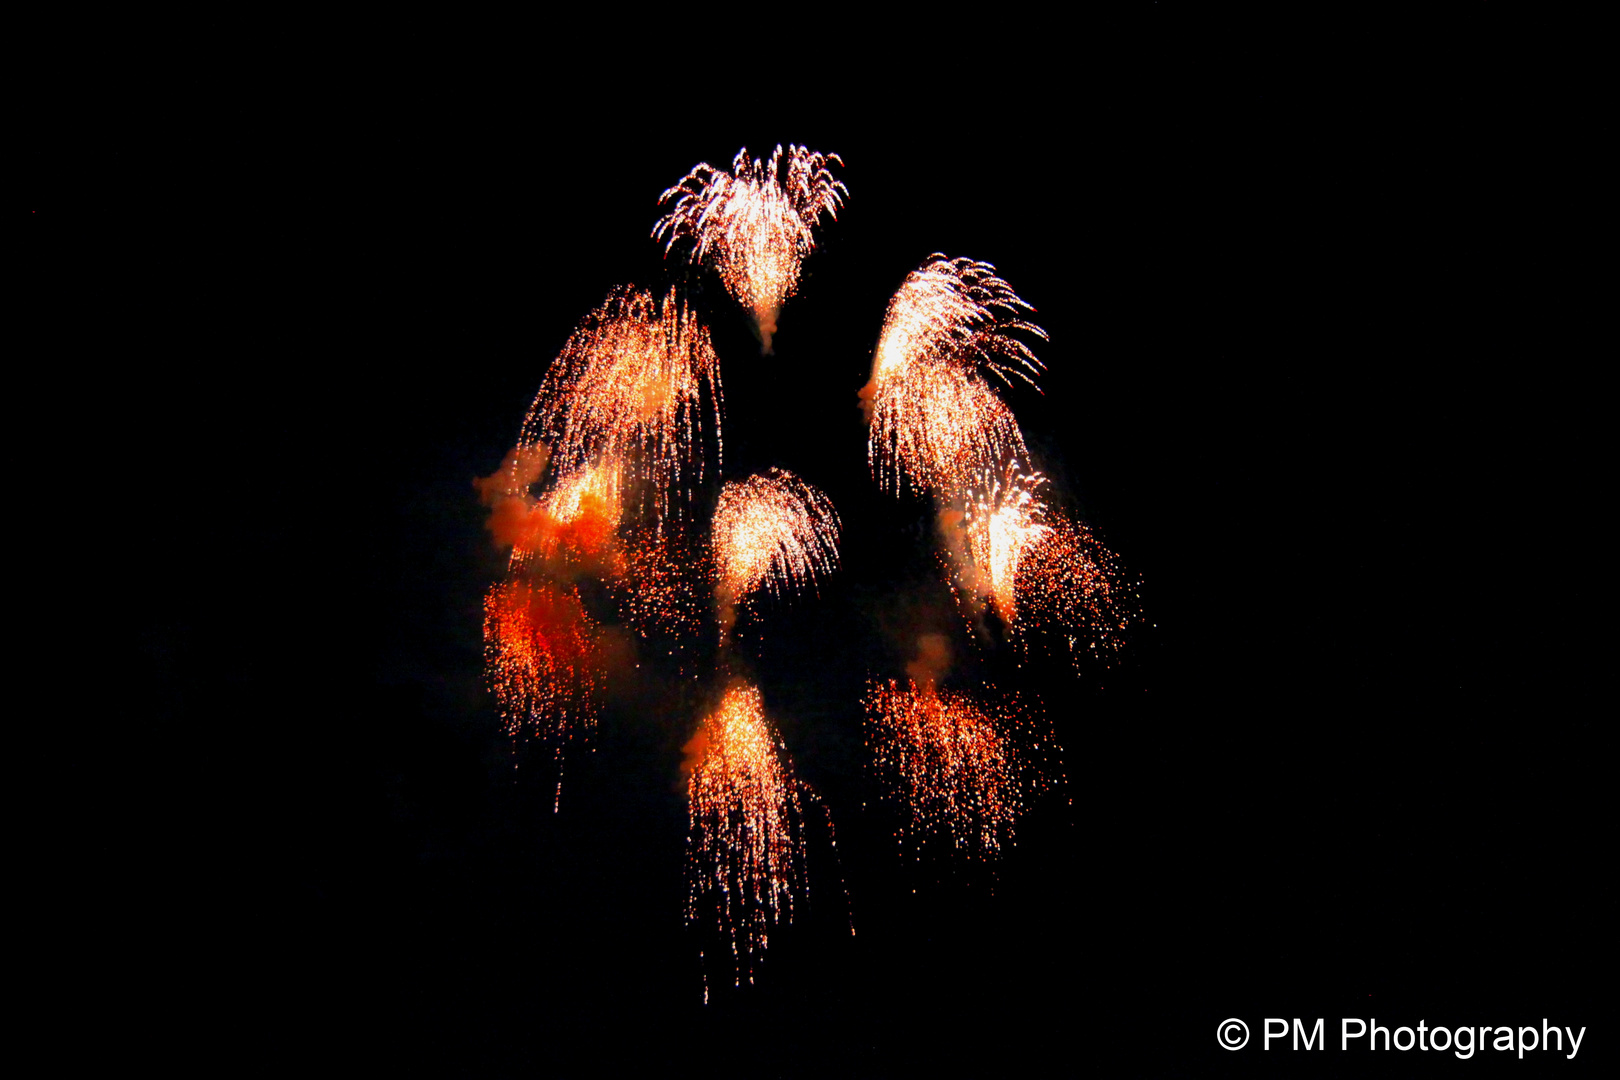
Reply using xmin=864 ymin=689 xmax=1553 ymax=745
xmin=65 ymin=13 xmax=1601 ymax=1077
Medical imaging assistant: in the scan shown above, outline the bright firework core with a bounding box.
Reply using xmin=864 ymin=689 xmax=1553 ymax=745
xmin=654 ymin=145 xmax=846 ymax=354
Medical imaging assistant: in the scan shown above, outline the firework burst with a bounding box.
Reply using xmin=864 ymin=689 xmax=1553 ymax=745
xmin=1014 ymin=512 xmax=1141 ymax=665
xmin=963 ymin=464 xmax=1051 ymax=625
xmin=685 ymin=683 xmax=809 ymax=987
xmin=864 ymin=678 xmax=1050 ymax=859
xmin=654 ymin=145 xmax=846 ymax=353
xmin=862 ymin=255 xmax=1047 ymax=497
xmin=483 ymin=578 xmax=599 ymax=805
xmin=712 ymin=468 xmax=841 ymax=618
xmin=520 ymin=285 xmax=721 ymax=526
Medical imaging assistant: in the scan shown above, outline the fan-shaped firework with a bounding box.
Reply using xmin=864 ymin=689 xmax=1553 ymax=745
xmin=1014 ymin=513 xmax=1141 ymax=665
xmin=864 ymin=678 xmax=1050 ymax=858
xmin=862 ymin=255 xmax=1047 ymax=497
xmin=713 ymin=468 xmax=841 ymax=611
xmin=483 ymin=578 xmax=599 ymax=806
xmin=520 ymin=285 xmax=721 ymax=525
xmin=685 ymin=683 xmax=809 ymax=988
xmin=654 ymin=145 xmax=846 ymax=353
xmin=963 ymin=464 xmax=1051 ymax=625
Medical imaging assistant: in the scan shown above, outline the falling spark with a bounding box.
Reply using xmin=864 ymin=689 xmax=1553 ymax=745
xmin=613 ymin=527 xmax=710 ymax=641
xmin=483 ymin=578 xmax=599 ymax=805
xmin=654 ymin=145 xmax=846 ymax=353
xmin=1014 ymin=512 xmax=1141 ymax=665
xmin=862 ymin=255 xmax=1047 ymax=497
xmin=685 ymin=683 xmax=809 ymax=985
xmin=712 ymin=468 xmax=841 ymax=614
xmin=520 ymin=285 xmax=722 ymax=526
xmin=864 ymin=678 xmax=1048 ymax=859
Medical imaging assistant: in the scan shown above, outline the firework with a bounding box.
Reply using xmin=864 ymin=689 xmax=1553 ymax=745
xmin=520 ymin=285 xmax=721 ymax=526
xmin=501 ymin=458 xmax=625 ymax=571
xmin=483 ymin=578 xmax=599 ymax=805
xmin=654 ymin=145 xmax=846 ymax=353
xmin=612 ymin=527 xmax=710 ymax=641
xmin=963 ymin=464 xmax=1051 ymax=625
xmin=685 ymin=683 xmax=808 ymax=986
xmin=864 ymin=678 xmax=1048 ymax=859
xmin=1014 ymin=512 xmax=1141 ymax=664
xmin=862 ymin=255 xmax=1047 ymax=496
xmin=712 ymin=468 xmax=841 ymax=613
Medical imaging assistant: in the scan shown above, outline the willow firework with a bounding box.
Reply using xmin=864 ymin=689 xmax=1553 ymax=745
xmin=685 ymin=683 xmax=808 ymax=989
xmin=483 ymin=578 xmax=599 ymax=806
xmin=864 ymin=678 xmax=1048 ymax=859
xmin=654 ymin=145 xmax=846 ymax=353
xmin=862 ymin=255 xmax=1047 ymax=497
xmin=519 ymin=285 xmax=721 ymax=525
xmin=713 ymin=468 xmax=841 ymax=613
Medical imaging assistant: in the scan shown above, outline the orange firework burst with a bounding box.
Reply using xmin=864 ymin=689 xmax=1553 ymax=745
xmin=962 ymin=464 xmax=1051 ymax=625
xmin=483 ymin=578 xmax=599 ymax=804
xmin=501 ymin=458 xmax=625 ymax=572
xmin=1014 ymin=512 xmax=1142 ymax=664
xmin=654 ymin=145 xmax=846 ymax=353
xmin=864 ymin=678 xmax=1048 ymax=859
xmin=684 ymin=683 xmax=808 ymax=986
xmin=712 ymin=468 xmax=841 ymax=613
xmin=520 ymin=285 xmax=721 ymax=525
xmin=862 ymin=255 xmax=1047 ymax=496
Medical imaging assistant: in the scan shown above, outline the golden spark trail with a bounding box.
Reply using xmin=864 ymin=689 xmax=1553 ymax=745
xmin=862 ymin=255 xmax=1047 ymax=497
xmin=685 ymin=684 xmax=809 ymax=986
xmin=654 ymin=145 xmax=846 ymax=353
xmin=712 ymin=468 xmax=841 ymax=616
xmin=1014 ymin=512 xmax=1142 ymax=665
xmin=864 ymin=678 xmax=1046 ymax=859
xmin=520 ymin=285 xmax=721 ymax=526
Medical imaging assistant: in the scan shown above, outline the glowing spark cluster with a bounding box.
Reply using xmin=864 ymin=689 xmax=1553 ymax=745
xmin=521 ymin=285 xmax=721 ymax=524
xmin=613 ymin=530 xmax=710 ymax=641
xmin=713 ymin=468 xmax=841 ymax=609
xmin=864 ymin=679 xmax=1045 ymax=858
xmin=864 ymin=255 xmax=1047 ymax=496
xmin=483 ymin=578 xmax=599 ymax=748
xmin=507 ymin=459 xmax=625 ymax=570
xmin=654 ymin=145 xmax=846 ymax=353
xmin=964 ymin=464 xmax=1051 ymax=624
xmin=685 ymin=684 xmax=808 ymax=984
xmin=1014 ymin=513 xmax=1142 ymax=663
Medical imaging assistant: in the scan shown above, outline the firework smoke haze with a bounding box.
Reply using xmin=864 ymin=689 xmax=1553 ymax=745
xmin=862 ymin=255 xmax=1047 ymax=497
xmin=685 ymin=683 xmax=809 ymax=986
xmin=712 ymin=469 xmax=841 ymax=633
xmin=654 ymin=145 xmax=846 ymax=353
xmin=521 ymin=285 xmax=722 ymax=526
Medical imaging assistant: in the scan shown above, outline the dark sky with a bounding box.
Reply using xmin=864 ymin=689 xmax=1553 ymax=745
xmin=63 ymin=13 xmax=1601 ymax=1077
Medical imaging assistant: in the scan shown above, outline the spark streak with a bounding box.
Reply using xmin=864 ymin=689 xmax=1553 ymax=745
xmin=712 ymin=468 xmax=841 ymax=613
xmin=654 ymin=145 xmax=846 ymax=353
xmin=862 ymin=255 xmax=1047 ymax=497
xmin=685 ymin=684 xmax=808 ymax=985
xmin=520 ymin=285 xmax=721 ymax=526
xmin=864 ymin=678 xmax=1048 ymax=859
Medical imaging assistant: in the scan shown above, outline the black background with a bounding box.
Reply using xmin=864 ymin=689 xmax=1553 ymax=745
xmin=52 ymin=10 xmax=1603 ymax=1077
